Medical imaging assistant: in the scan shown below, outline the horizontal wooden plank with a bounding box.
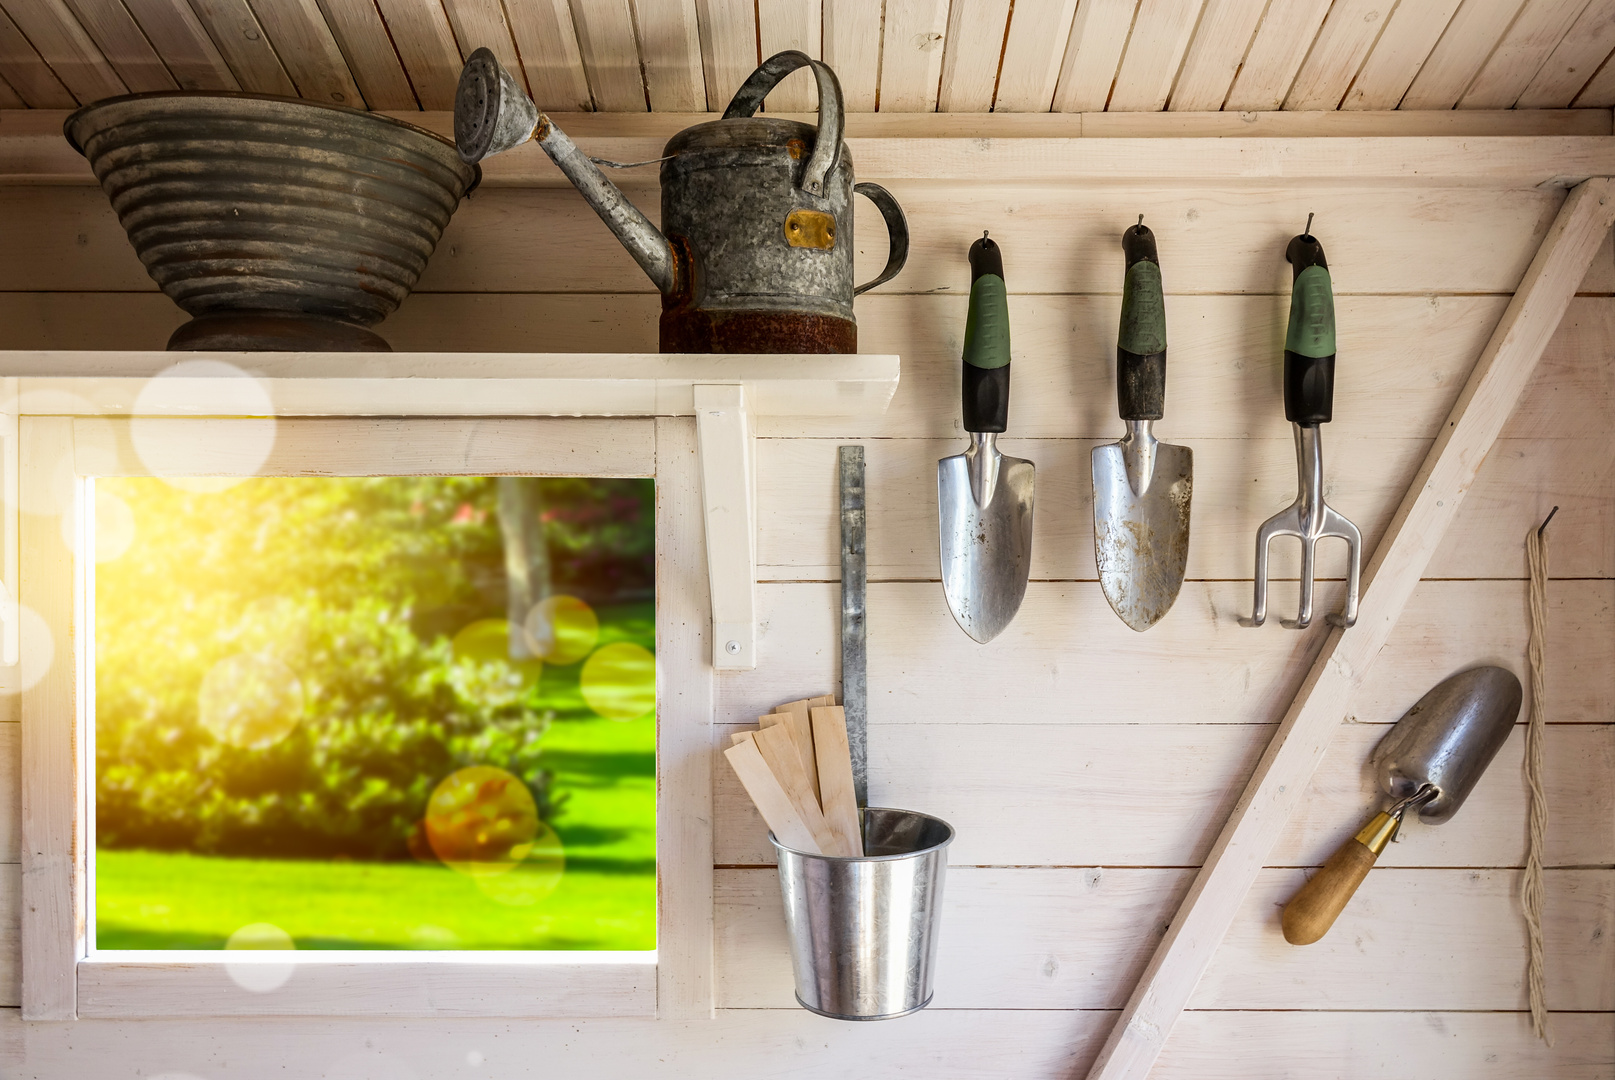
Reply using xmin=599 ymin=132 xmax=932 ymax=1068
xmin=5 ymin=291 xmax=1609 ymax=451
xmin=756 ymin=435 xmax=1410 ymax=582
xmin=0 ymin=184 xmax=1564 ymax=297
xmin=76 ymin=959 xmax=656 ymax=1017
xmin=0 ymin=292 xmax=1514 ymax=441
xmin=1164 ymin=1010 xmax=1615 ymax=1080
xmin=713 ymin=721 xmax=1615 ymax=869
xmin=718 ymin=580 xmax=1615 ymax=727
xmin=1190 ymin=868 xmax=1614 ymax=1011
xmin=415 ymin=184 xmax=1562 ymax=298
xmin=331 ymin=135 xmax=1615 ymax=188
xmin=753 ymin=430 xmax=1610 ymax=583
xmin=5 ymin=866 xmax=1606 ymax=1015
xmin=4 ymin=109 xmax=1610 ymax=184
xmin=0 ymin=1006 xmax=1609 ymax=1078
xmin=715 ymin=867 xmax=1613 ymax=1010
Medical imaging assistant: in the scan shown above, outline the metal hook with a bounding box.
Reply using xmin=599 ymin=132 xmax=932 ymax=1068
xmin=1304 ymin=212 xmax=1314 ymax=235
xmin=1137 ymin=214 xmax=1144 ymax=228
xmin=1537 ymin=505 xmax=1559 ymax=538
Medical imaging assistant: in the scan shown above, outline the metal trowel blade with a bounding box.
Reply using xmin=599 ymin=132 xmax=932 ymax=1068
xmin=937 ymin=450 xmax=1034 ymax=644
xmin=1370 ymin=665 xmax=1523 ymax=825
xmin=1091 ymin=440 xmax=1192 ymax=631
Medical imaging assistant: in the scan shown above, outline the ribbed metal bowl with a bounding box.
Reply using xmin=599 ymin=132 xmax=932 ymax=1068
xmin=66 ymin=93 xmax=479 ymax=351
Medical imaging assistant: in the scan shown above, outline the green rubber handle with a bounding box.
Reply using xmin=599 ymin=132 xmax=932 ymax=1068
xmin=1284 ymin=231 xmax=1335 ymax=425
xmin=962 ymin=234 xmax=1010 ymax=433
xmin=1118 ymin=222 xmax=1166 ymax=421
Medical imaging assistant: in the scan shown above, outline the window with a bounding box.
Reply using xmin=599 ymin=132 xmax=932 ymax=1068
xmin=21 ymin=414 xmax=713 ymax=1019
xmin=93 ymin=474 xmax=657 ymax=955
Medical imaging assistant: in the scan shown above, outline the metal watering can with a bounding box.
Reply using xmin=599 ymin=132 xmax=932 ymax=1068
xmin=454 ymin=49 xmax=909 ymax=353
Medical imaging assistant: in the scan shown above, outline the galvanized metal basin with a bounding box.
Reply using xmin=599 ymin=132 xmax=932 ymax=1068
xmin=66 ymin=93 xmax=479 ymax=351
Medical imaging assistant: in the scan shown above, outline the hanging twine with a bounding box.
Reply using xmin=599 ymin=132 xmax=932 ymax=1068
xmin=1523 ymin=507 xmax=1556 ymax=1044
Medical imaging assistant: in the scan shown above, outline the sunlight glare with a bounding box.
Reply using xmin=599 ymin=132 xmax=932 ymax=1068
xmin=132 ymin=360 xmax=276 ymax=493
xmin=224 ymin=921 xmax=295 ymax=992
xmin=522 ymin=595 xmax=599 ymax=665
xmin=579 ymin=642 xmax=656 ymax=721
xmin=66 ymin=485 xmax=135 ymax=561
xmin=425 ymin=765 xmax=540 ymax=873
xmin=198 ymin=653 xmax=304 ymax=749
xmin=451 ymin=618 xmax=542 ymax=687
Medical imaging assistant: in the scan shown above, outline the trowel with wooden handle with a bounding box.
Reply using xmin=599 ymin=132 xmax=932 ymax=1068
xmin=1281 ymin=666 xmax=1523 ymax=945
xmin=938 ymin=233 xmax=1034 ymax=644
xmin=1092 ymin=219 xmax=1193 ymax=631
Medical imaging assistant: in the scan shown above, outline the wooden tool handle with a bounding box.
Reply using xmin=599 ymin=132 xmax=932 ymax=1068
xmin=1281 ymin=812 xmax=1394 ymax=945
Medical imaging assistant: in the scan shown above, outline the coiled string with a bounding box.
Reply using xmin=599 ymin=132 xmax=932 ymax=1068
xmin=1524 ymin=506 xmax=1555 ymax=1044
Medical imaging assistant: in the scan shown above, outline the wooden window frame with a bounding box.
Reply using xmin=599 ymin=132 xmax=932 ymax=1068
xmin=20 ymin=414 xmax=714 ymax=1020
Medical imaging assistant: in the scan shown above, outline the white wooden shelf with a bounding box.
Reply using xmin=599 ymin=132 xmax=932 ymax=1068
xmin=0 ymin=351 xmax=899 ymax=420
xmin=0 ymin=351 xmax=901 ymax=670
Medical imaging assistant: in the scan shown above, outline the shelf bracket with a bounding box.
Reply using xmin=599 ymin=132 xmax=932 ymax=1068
xmin=693 ymin=384 xmax=756 ymax=671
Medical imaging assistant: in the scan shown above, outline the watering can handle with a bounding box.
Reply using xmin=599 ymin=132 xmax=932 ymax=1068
xmin=853 ymin=183 xmax=910 ymax=296
xmin=722 ymin=50 xmax=844 ymax=197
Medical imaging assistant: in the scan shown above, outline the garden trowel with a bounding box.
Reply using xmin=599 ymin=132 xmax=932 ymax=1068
xmin=938 ymin=233 xmax=1033 ymax=643
xmin=1281 ymin=665 xmax=1523 ymax=945
xmin=1092 ymin=219 xmax=1192 ymax=631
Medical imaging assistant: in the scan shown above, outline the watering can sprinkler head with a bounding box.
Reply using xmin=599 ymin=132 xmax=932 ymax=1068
xmin=455 ymin=48 xmax=539 ymax=163
xmin=453 ymin=47 xmax=676 ymax=294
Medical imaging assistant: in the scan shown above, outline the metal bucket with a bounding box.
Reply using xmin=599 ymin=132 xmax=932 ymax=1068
xmin=770 ymin=806 xmax=952 ymax=1021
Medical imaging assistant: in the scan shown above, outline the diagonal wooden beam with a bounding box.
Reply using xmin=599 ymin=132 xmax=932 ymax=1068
xmin=1086 ymin=176 xmax=1615 ymax=1080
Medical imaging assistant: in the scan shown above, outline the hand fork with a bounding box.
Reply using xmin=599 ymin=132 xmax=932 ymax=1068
xmin=1242 ymin=422 xmax=1360 ymax=629
xmin=1243 ymin=219 xmax=1361 ymax=630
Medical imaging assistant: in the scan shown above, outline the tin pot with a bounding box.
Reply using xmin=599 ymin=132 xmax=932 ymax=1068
xmin=771 ymin=807 xmax=952 ymax=1020
xmin=65 ymin=93 xmax=478 ymax=351
xmin=455 ymin=49 xmax=909 ymax=353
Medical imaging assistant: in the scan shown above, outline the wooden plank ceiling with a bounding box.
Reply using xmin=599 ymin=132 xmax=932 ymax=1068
xmin=0 ymin=0 xmax=1610 ymax=113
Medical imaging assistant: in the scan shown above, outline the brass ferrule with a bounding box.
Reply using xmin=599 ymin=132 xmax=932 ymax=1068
xmin=1354 ymin=811 xmax=1400 ymax=855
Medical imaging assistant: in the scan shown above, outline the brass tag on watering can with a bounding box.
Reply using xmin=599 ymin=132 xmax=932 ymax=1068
xmin=785 ymin=209 xmax=836 ymax=250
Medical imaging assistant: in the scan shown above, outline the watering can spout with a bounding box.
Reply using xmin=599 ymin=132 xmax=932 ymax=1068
xmin=454 ymin=48 xmax=677 ymax=295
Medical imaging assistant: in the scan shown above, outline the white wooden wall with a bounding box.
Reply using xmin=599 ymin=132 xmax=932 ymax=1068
xmin=0 ymin=114 xmax=1611 ymax=1077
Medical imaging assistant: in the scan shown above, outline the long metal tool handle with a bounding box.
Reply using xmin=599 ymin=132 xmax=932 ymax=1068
xmin=839 ymin=445 xmax=868 ymax=807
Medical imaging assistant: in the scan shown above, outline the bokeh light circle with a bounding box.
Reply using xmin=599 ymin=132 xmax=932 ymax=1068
xmin=579 ymin=642 xmax=656 ymax=721
xmin=132 ymin=359 xmax=276 ymax=494
xmin=451 ymin=618 xmax=542 ymax=687
xmin=62 ymin=485 xmax=136 ymax=562
xmin=474 ymin=822 xmax=565 ymax=906
xmin=0 ymin=603 xmax=56 ymax=696
xmin=425 ymin=765 xmax=539 ymax=872
xmin=224 ymin=921 xmax=295 ymax=992
xmin=199 ymin=653 xmax=304 ymax=749
xmin=521 ymin=595 xmax=599 ymax=665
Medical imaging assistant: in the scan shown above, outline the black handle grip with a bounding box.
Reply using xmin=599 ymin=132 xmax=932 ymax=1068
xmin=1284 ymin=229 xmax=1336 ymax=425
xmin=962 ymin=234 xmax=1009 ymax=433
xmin=1118 ymin=221 xmax=1166 ymax=421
